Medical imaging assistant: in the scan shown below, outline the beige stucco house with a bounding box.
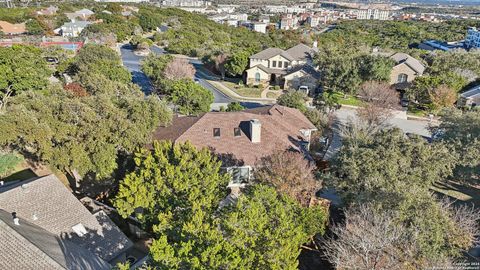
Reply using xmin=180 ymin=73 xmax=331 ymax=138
xmin=389 ymin=53 xmax=425 ymax=90
xmin=244 ymin=44 xmax=320 ymax=90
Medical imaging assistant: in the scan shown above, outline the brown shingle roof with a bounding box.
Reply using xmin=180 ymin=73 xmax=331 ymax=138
xmin=152 ymin=105 xmax=317 ymax=166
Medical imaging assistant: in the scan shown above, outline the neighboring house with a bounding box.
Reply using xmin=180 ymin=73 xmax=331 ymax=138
xmin=465 ymin=27 xmax=480 ymax=49
xmin=458 ymin=85 xmax=480 ymax=108
xmin=37 ymin=5 xmax=58 ymax=16
xmin=245 ymin=43 xmax=320 ymax=90
xmin=389 ymin=52 xmax=425 ymax=90
xmin=252 ymin=22 xmax=267 ymax=33
xmin=0 ymin=209 xmax=110 ymax=270
xmin=151 ymin=105 xmax=317 ymax=186
xmin=0 ymin=174 xmax=133 ymax=266
xmin=0 ymin=21 xmax=26 ymax=35
xmin=66 ymin=9 xmax=95 ymax=21
xmin=60 ymin=21 xmax=91 ymax=37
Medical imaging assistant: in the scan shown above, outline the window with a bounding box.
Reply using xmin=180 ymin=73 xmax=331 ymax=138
xmin=227 ymin=167 xmax=251 ymax=185
xmin=213 ymin=128 xmax=220 ymax=138
xmin=255 ymin=72 xmax=261 ymax=82
xmin=234 ymin=127 xmax=241 ymax=137
xmin=284 ymin=61 xmax=289 ymax=68
xmin=272 ymin=61 xmax=276 ymax=68
xmin=397 ymin=73 xmax=408 ymax=83
xmin=278 ymin=61 xmax=283 ymax=68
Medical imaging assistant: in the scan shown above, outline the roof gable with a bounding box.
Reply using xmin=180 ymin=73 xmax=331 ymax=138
xmin=390 ymin=52 xmax=425 ymax=74
xmin=0 ymin=175 xmax=132 ymax=262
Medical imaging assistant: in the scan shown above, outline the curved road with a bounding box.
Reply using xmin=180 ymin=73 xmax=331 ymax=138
xmin=119 ymin=44 xmax=235 ymax=104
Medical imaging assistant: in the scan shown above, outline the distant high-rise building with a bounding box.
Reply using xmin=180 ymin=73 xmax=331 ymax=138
xmin=465 ymin=27 xmax=480 ymax=49
xmin=356 ymin=9 xmax=390 ymax=20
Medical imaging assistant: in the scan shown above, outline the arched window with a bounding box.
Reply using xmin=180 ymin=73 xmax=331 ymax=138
xmin=255 ymin=72 xmax=261 ymax=82
xmin=397 ymin=73 xmax=408 ymax=83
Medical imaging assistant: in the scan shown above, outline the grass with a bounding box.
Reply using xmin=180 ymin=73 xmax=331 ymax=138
xmin=407 ymin=106 xmax=429 ymax=117
xmin=332 ymin=91 xmax=364 ymax=107
xmin=221 ymin=81 xmax=263 ymax=98
xmin=266 ymin=91 xmax=281 ymax=99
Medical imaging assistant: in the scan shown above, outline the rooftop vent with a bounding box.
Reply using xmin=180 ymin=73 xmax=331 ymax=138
xmin=12 ymin=212 xmax=19 ymax=226
xmin=72 ymin=223 xmax=87 ymax=237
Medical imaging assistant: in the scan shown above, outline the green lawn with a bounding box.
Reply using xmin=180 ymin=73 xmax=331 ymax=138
xmin=332 ymin=92 xmax=364 ymax=107
xmin=222 ymin=81 xmax=263 ymax=98
xmin=266 ymin=91 xmax=281 ymax=99
xmin=407 ymin=106 xmax=429 ymax=117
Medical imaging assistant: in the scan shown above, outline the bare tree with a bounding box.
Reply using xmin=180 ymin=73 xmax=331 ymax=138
xmin=214 ymin=53 xmax=227 ymax=79
xmin=357 ymin=81 xmax=400 ymax=130
xmin=323 ymin=204 xmax=417 ymax=270
xmin=358 ymin=81 xmax=400 ymax=109
xmin=255 ymin=150 xmax=320 ymax=207
xmin=163 ymin=58 xmax=196 ymax=81
xmin=439 ymin=199 xmax=480 ymax=250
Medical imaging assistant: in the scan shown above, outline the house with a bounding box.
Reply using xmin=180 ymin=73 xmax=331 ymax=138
xmin=252 ymin=22 xmax=267 ymax=33
xmin=0 ymin=209 xmax=110 ymax=270
xmin=389 ymin=52 xmax=425 ymax=89
xmin=151 ymin=105 xmax=317 ymax=186
xmin=60 ymin=21 xmax=91 ymax=37
xmin=458 ymin=85 xmax=480 ymax=108
xmin=245 ymin=43 xmax=320 ymax=90
xmin=418 ymin=40 xmax=465 ymax=51
xmin=0 ymin=174 xmax=134 ymax=267
xmin=0 ymin=21 xmax=26 ymax=35
xmin=465 ymin=27 xmax=480 ymax=49
xmin=36 ymin=5 xmax=58 ymax=16
xmin=65 ymin=9 xmax=95 ymax=21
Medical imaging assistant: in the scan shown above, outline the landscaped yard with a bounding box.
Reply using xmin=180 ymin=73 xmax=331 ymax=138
xmin=332 ymin=91 xmax=364 ymax=107
xmin=222 ymin=81 xmax=264 ymax=98
xmin=266 ymin=91 xmax=282 ymax=99
xmin=0 ymin=153 xmax=37 ymax=182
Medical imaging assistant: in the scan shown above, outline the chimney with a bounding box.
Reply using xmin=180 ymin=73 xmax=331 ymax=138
xmin=249 ymin=119 xmax=261 ymax=143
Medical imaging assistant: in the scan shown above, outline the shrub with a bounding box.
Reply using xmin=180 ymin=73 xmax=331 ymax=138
xmin=273 ymin=85 xmax=281 ymax=90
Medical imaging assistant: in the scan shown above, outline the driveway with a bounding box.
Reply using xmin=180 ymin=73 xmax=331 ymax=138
xmin=324 ymin=107 xmax=431 ymax=160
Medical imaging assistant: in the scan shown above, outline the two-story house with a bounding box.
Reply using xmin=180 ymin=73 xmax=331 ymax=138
xmin=244 ymin=43 xmax=320 ymax=90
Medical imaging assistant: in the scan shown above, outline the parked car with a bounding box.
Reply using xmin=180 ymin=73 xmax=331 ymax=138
xmin=298 ymin=85 xmax=309 ymax=95
xmin=401 ymin=98 xmax=409 ymax=107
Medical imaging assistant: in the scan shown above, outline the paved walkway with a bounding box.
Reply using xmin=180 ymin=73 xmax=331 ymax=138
xmin=207 ymin=80 xmax=277 ymax=104
xmin=260 ymin=88 xmax=282 ymax=99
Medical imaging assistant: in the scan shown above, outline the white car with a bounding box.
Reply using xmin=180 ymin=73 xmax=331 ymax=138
xmin=298 ymin=85 xmax=309 ymax=95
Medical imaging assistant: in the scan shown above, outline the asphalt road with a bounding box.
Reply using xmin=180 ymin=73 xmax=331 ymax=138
xmin=119 ymin=44 xmax=238 ymax=105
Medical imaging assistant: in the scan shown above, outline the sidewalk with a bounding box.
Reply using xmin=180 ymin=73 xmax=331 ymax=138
xmin=340 ymin=104 xmax=440 ymax=124
xmin=206 ymin=79 xmax=277 ymax=104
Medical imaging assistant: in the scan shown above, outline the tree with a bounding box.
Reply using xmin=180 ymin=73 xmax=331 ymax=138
xmin=431 ymin=109 xmax=480 ymax=183
xmin=357 ymin=81 xmax=400 ymax=130
xmin=226 ymin=102 xmax=244 ymax=112
xmin=331 ymin=128 xmax=456 ymax=204
xmin=429 ymin=85 xmax=457 ymax=111
xmin=26 ymin=18 xmax=46 ymax=35
xmin=73 ymin=44 xmax=132 ymax=85
xmin=164 ymin=79 xmax=214 ymax=115
xmin=163 ymin=58 xmax=196 ymax=81
xmin=142 ymin=54 xmax=174 ymax=89
xmin=114 ymin=141 xmax=232 ymax=269
xmin=214 ymin=53 xmax=228 ymax=79
xmin=323 ymin=203 xmax=472 ymax=270
xmin=255 ymin=150 xmax=320 ymax=207
xmin=0 ymin=45 xmax=51 ymax=111
xmin=0 ymin=152 xmax=23 ymax=177
xmin=0 ymin=86 xmax=171 ymax=180
xmin=218 ymin=185 xmax=327 ymax=270
xmin=225 ymin=50 xmax=249 ymax=77
xmin=277 ymin=91 xmax=307 ymax=111
xmin=359 ymin=55 xmax=395 ymax=82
